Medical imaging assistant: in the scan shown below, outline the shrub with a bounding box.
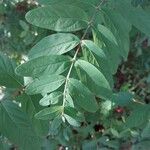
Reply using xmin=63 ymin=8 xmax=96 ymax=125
xmin=0 ymin=0 xmax=150 ymax=149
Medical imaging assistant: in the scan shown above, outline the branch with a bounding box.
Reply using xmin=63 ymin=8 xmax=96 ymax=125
xmin=62 ymin=0 xmax=106 ymax=114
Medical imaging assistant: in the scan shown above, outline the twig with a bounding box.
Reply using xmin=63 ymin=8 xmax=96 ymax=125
xmin=62 ymin=0 xmax=106 ymax=114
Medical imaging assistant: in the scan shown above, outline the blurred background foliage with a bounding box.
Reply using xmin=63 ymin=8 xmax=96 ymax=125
xmin=0 ymin=0 xmax=51 ymax=57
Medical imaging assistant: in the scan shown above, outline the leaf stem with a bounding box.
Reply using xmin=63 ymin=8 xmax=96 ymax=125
xmin=62 ymin=0 xmax=106 ymax=113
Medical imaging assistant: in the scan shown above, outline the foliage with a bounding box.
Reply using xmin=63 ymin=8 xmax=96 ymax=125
xmin=0 ymin=0 xmax=150 ymax=149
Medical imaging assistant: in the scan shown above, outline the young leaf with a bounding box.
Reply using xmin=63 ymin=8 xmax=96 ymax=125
xmin=29 ymin=33 xmax=80 ymax=59
xmin=68 ymin=78 xmax=98 ymax=112
xmin=39 ymin=91 xmax=63 ymax=106
xmin=26 ymin=75 xmax=65 ymax=95
xmin=0 ymin=52 xmax=23 ymax=88
xmin=35 ymin=106 xmax=63 ymax=120
xmin=26 ymin=5 xmax=88 ymax=32
xmin=15 ymin=55 xmax=71 ymax=77
xmin=0 ymin=100 xmax=41 ymax=150
xmin=97 ymin=24 xmax=118 ymax=45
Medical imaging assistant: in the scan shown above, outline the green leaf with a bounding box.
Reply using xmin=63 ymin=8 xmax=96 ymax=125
xmin=141 ymin=122 xmax=150 ymax=139
xmin=38 ymin=0 xmax=72 ymax=4
xmin=29 ymin=33 xmax=80 ymax=59
xmin=37 ymin=0 xmax=105 ymax=24
xmin=100 ymin=100 xmax=112 ymax=116
xmin=103 ymin=9 xmax=131 ymax=59
xmin=132 ymin=141 xmax=150 ymax=150
xmin=37 ymin=0 xmax=104 ymax=25
xmin=0 ymin=138 xmax=11 ymax=150
xmin=15 ymin=94 xmax=49 ymax=136
xmin=19 ymin=20 xmax=29 ymax=31
xmin=0 ymin=52 xmax=23 ymax=88
xmin=50 ymin=116 xmax=62 ymax=131
xmin=75 ymin=59 xmax=112 ymax=99
xmin=65 ymin=93 xmax=75 ymax=108
xmin=75 ymin=59 xmax=111 ymax=89
xmin=92 ymin=27 xmax=121 ymax=74
xmin=102 ymin=41 xmax=121 ymax=75
xmin=38 ymin=0 xmax=99 ymax=6
xmin=64 ymin=106 xmax=84 ymax=127
xmin=115 ymin=0 xmax=150 ymax=37
xmin=0 ymin=100 xmax=41 ymax=150
xmin=39 ymin=91 xmax=63 ymax=106
xmin=35 ymin=106 xmax=63 ymax=120
xmin=15 ymin=55 xmax=71 ymax=77
xmin=68 ymin=78 xmax=98 ymax=112
xmin=82 ymin=40 xmax=107 ymax=59
xmin=26 ymin=75 xmax=65 ymax=95
xmin=97 ymin=24 xmax=118 ymax=45
xmin=64 ymin=114 xmax=80 ymax=127
xmin=25 ymin=5 xmax=88 ymax=32
xmin=125 ymin=105 xmax=150 ymax=128
xmin=111 ymin=92 xmax=133 ymax=106
xmin=82 ymin=40 xmax=114 ymax=87
xmin=82 ymin=140 xmax=98 ymax=150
